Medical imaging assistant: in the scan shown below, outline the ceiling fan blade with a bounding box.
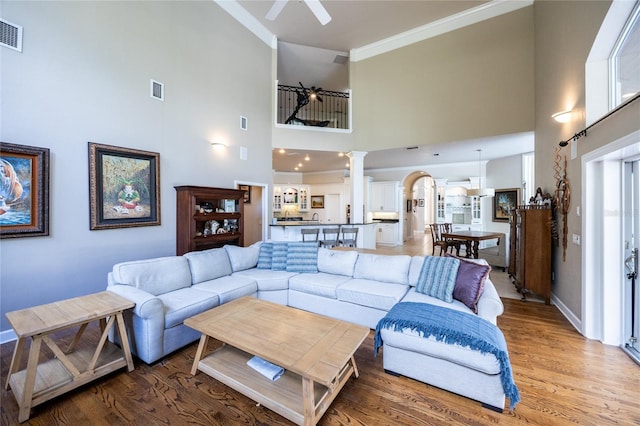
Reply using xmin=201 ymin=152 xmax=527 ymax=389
xmin=266 ymin=0 xmax=288 ymax=21
xmin=303 ymin=0 xmax=331 ymax=25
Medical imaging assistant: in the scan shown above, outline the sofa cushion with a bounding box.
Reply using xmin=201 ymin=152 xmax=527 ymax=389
xmin=408 ymin=256 xmax=425 ymax=287
xmin=446 ymin=254 xmax=491 ymax=313
xmin=192 ymin=275 xmax=258 ymax=304
xmin=232 ymin=268 xmax=297 ymax=291
xmin=158 ymin=287 xmax=220 ymax=328
xmin=286 ymin=242 xmax=319 ymax=273
xmin=184 ymin=247 xmax=232 ymax=284
xmin=317 ymin=248 xmax=358 ymax=276
xmin=353 ymin=253 xmax=411 ymax=285
xmin=289 ymin=272 xmax=352 ymax=298
xmin=379 ymin=328 xmax=501 ymax=375
xmin=257 ymin=242 xmax=273 ymax=269
xmin=337 ymin=279 xmax=409 ymax=311
xmin=271 ymin=242 xmax=288 ymax=271
xmin=415 ymin=255 xmax=460 ymax=303
xmin=401 ymin=288 xmax=473 ymax=315
xmin=111 ymin=256 xmax=192 ymax=296
xmin=225 ymin=242 xmax=261 ymax=272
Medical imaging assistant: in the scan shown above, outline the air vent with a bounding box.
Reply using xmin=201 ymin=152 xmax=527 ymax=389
xmin=240 ymin=116 xmax=248 ymax=131
xmin=406 ymin=146 xmax=419 ymax=150
xmin=1 ymin=18 xmax=23 ymax=52
xmin=150 ymin=79 xmax=164 ymax=101
xmin=333 ymin=55 xmax=348 ymax=64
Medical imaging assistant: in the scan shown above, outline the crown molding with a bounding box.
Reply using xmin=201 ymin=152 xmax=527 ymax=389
xmin=350 ymin=0 xmax=533 ymax=62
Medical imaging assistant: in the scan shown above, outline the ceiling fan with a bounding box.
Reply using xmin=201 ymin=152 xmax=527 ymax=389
xmin=266 ymin=0 xmax=332 ymax=26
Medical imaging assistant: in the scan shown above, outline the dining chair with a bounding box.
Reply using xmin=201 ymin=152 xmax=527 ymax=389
xmin=319 ymin=227 xmax=341 ymax=248
xmin=339 ymin=227 xmax=358 ymax=247
xmin=430 ymin=223 xmax=450 ymax=256
xmin=301 ymin=228 xmax=319 ymax=242
xmin=440 ymin=223 xmax=470 ymax=257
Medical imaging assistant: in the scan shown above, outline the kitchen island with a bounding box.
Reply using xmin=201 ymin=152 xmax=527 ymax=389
xmin=269 ymin=222 xmax=378 ymax=249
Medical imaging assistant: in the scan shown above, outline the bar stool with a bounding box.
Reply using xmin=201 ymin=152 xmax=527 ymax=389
xmin=319 ymin=227 xmax=340 ymax=248
xmin=339 ymin=227 xmax=358 ymax=247
xmin=301 ymin=228 xmax=319 ymax=242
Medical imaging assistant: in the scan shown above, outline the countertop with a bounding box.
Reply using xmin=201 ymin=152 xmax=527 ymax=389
xmin=269 ymin=221 xmax=379 ymax=226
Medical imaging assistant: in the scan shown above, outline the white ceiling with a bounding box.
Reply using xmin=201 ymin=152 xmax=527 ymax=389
xmin=223 ymin=1 xmax=534 ymax=172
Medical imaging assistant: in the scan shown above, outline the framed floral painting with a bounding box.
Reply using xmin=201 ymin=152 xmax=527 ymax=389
xmin=89 ymin=142 xmax=160 ymax=230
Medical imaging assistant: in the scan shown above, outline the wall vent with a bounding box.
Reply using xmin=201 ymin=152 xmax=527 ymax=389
xmin=240 ymin=116 xmax=248 ymax=130
xmin=150 ymin=79 xmax=164 ymax=101
xmin=1 ymin=18 xmax=23 ymax=52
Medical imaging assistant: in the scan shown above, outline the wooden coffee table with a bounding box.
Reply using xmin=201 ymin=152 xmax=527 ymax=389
xmin=184 ymin=297 xmax=369 ymax=426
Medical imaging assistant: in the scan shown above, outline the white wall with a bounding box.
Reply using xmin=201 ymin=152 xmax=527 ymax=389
xmin=0 ymin=1 xmax=273 ymax=334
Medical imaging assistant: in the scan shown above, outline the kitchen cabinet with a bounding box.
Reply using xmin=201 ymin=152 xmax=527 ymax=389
xmin=273 ymin=185 xmax=310 ymax=212
xmin=371 ymin=182 xmax=398 ymax=212
xmin=376 ymin=222 xmax=398 ymax=245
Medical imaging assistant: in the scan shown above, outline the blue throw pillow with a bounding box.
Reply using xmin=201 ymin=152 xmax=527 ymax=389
xmin=271 ymin=242 xmax=289 ymax=271
xmin=257 ymin=242 xmax=273 ymax=269
xmin=286 ymin=242 xmax=319 ymax=273
xmin=415 ymin=255 xmax=460 ymax=303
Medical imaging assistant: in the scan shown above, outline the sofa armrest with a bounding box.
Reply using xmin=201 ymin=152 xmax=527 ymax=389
xmin=476 ymin=279 xmax=504 ymax=325
xmin=107 ymin=285 xmax=164 ymax=320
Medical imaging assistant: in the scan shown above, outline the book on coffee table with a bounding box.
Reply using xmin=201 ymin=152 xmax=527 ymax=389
xmin=247 ymin=355 xmax=285 ymax=381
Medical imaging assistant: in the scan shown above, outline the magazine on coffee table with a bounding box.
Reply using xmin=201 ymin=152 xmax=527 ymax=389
xmin=247 ymin=356 xmax=285 ymax=381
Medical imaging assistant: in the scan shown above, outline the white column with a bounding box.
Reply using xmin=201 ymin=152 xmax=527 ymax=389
xmin=347 ymin=151 xmax=367 ymax=223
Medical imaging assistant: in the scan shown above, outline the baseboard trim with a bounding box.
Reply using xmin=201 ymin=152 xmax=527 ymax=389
xmin=551 ymin=293 xmax=582 ymax=335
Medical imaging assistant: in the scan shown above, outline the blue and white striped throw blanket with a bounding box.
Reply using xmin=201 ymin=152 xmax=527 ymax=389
xmin=374 ymin=302 xmax=520 ymax=410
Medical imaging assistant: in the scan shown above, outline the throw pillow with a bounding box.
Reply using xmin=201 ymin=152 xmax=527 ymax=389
xmin=224 ymin=242 xmax=261 ymax=272
xmin=446 ymin=254 xmax=491 ymax=313
xmin=286 ymin=242 xmax=319 ymax=273
xmin=317 ymin=248 xmax=358 ymax=276
xmin=414 ymin=255 xmax=460 ymax=303
xmin=257 ymin=242 xmax=273 ymax=269
xmin=271 ymin=242 xmax=289 ymax=271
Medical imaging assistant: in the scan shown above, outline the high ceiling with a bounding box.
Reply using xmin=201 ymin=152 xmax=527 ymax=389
xmin=221 ymin=1 xmax=534 ymax=172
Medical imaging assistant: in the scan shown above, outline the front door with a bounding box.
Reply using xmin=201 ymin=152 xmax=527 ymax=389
xmin=623 ymin=159 xmax=640 ymax=363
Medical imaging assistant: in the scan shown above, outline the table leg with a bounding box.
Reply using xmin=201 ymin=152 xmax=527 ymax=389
xmin=18 ymin=336 xmax=42 ymax=423
xmin=302 ymin=376 xmax=316 ymax=426
xmin=472 ymin=241 xmax=480 ymax=258
xmin=115 ymin=312 xmax=134 ymax=372
xmin=191 ymin=335 xmax=209 ymax=376
xmin=5 ymin=337 xmax=25 ymax=390
xmin=349 ymin=356 xmax=359 ymax=379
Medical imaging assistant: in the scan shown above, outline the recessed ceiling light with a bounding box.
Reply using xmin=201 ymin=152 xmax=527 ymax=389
xmin=345 ymin=162 xmax=349 ymax=167
xmin=279 ymin=148 xmax=285 ymax=154
xmin=294 ymin=167 xmax=299 ymax=171
xmin=305 ymin=155 xmax=310 ymax=161
xmin=338 ymin=152 xmax=344 ymax=157
xmin=298 ymin=162 xmax=303 ymax=167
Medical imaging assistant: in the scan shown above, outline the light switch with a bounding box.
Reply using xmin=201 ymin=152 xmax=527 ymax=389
xmin=572 ymin=234 xmax=580 ymax=245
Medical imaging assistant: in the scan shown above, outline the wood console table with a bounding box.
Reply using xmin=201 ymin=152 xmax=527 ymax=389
xmin=4 ymin=291 xmax=135 ymax=422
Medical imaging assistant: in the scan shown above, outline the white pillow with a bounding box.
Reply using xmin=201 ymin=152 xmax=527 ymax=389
xmin=224 ymin=242 xmax=261 ymax=272
xmin=353 ymin=253 xmax=411 ymax=285
xmin=317 ymin=248 xmax=358 ymax=276
xmin=184 ymin=248 xmax=232 ymax=284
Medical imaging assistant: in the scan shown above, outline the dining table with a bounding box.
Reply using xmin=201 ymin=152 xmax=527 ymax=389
xmin=441 ymin=230 xmax=504 ymax=259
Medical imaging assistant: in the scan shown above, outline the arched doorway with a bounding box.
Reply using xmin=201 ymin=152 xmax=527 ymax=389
xmin=402 ymin=171 xmax=435 ymax=241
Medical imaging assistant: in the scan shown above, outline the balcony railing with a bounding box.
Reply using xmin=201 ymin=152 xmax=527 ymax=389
xmin=276 ymin=84 xmax=351 ymax=130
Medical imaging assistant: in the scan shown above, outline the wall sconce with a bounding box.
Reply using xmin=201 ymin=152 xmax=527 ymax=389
xmin=210 ymin=142 xmax=226 ymax=151
xmin=552 ymin=110 xmax=573 ymax=123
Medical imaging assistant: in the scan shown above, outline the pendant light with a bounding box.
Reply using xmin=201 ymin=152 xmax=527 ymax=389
xmin=466 ymin=149 xmax=495 ymax=197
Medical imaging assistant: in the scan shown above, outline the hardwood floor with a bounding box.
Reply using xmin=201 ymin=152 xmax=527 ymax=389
xmin=2 ymin=235 xmax=639 ymax=425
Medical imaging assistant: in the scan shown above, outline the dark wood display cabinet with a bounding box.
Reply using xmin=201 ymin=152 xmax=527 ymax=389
xmin=508 ymin=205 xmax=552 ymax=304
xmin=175 ymin=186 xmax=245 ymax=256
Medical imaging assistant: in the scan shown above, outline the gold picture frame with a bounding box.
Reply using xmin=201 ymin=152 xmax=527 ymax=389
xmin=89 ymin=142 xmax=160 ymax=230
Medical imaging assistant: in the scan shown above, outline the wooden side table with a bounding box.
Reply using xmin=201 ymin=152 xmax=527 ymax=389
xmin=4 ymin=291 xmax=135 ymax=423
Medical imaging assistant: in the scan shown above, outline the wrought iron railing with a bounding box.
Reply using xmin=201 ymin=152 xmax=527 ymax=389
xmin=276 ymin=84 xmax=350 ymax=130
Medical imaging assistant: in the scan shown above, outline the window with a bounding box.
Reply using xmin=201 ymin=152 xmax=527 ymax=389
xmin=611 ymin=3 xmax=640 ymax=108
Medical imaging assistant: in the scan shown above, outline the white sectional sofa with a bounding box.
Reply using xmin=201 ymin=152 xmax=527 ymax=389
xmin=107 ymin=240 xmax=514 ymax=410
